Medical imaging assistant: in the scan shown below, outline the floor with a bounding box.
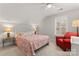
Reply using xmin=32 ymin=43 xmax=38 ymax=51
xmin=0 ymin=42 xmax=70 ymax=56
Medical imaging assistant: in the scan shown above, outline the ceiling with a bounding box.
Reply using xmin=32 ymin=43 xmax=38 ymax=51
xmin=0 ymin=3 xmax=79 ymax=24
xmin=43 ymin=3 xmax=79 ymax=15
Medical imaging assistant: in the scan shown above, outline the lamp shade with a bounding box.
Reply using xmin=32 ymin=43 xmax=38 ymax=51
xmin=4 ymin=27 xmax=12 ymax=32
xmin=72 ymin=20 xmax=79 ymax=27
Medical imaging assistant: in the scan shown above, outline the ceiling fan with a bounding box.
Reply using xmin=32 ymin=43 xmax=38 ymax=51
xmin=41 ymin=3 xmax=63 ymax=11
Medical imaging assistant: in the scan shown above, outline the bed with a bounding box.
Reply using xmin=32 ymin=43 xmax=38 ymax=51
xmin=16 ymin=32 xmax=50 ymax=56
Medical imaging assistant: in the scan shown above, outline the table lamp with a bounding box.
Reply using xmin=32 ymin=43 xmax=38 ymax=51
xmin=4 ymin=27 xmax=12 ymax=38
xmin=32 ymin=24 xmax=38 ymax=34
xmin=72 ymin=20 xmax=79 ymax=36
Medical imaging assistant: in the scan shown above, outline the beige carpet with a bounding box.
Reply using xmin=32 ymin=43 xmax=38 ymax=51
xmin=0 ymin=42 xmax=70 ymax=56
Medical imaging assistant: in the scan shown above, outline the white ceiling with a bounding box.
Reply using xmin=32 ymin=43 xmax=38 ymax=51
xmin=43 ymin=3 xmax=79 ymax=15
xmin=0 ymin=3 xmax=79 ymax=24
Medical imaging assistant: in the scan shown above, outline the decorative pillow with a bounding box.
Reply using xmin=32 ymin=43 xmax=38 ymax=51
xmin=16 ymin=32 xmax=22 ymax=37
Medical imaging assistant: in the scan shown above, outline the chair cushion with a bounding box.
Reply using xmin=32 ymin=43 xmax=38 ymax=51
xmin=64 ymin=39 xmax=70 ymax=42
xmin=58 ymin=39 xmax=63 ymax=42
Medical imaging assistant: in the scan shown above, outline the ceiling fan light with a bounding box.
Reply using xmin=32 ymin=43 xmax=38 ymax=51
xmin=46 ymin=4 xmax=52 ymax=8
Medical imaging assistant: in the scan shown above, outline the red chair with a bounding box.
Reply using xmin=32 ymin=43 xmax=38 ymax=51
xmin=56 ymin=32 xmax=78 ymax=51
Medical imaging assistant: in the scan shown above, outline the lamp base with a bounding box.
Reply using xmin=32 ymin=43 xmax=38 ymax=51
xmin=77 ymin=27 xmax=79 ymax=36
xmin=7 ymin=33 xmax=10 ymax=38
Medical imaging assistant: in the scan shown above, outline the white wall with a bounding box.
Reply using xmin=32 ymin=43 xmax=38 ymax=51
xmin=40 ymin=9 xmax=79 ymax=41
xmin=0 ymin=3 xmax=44 ymax=34
xmin=40 ymin=15 xmax=55 ymax=40
xmin=0 ymin=4 xmax=79 ymax=41
xmin=56 ymin=9 xmax=79 ymax=32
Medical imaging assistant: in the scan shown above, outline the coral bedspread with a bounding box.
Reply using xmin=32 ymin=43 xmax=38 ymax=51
xmin=16 ymin=33 xmax=50 ymax=56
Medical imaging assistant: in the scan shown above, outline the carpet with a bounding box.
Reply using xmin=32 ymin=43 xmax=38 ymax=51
xmin=0 ymin=42 xmax=70 ymax=56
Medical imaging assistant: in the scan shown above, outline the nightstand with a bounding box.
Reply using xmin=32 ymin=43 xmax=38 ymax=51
xmin=2 ymin=37 xmax=16 ymax=47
